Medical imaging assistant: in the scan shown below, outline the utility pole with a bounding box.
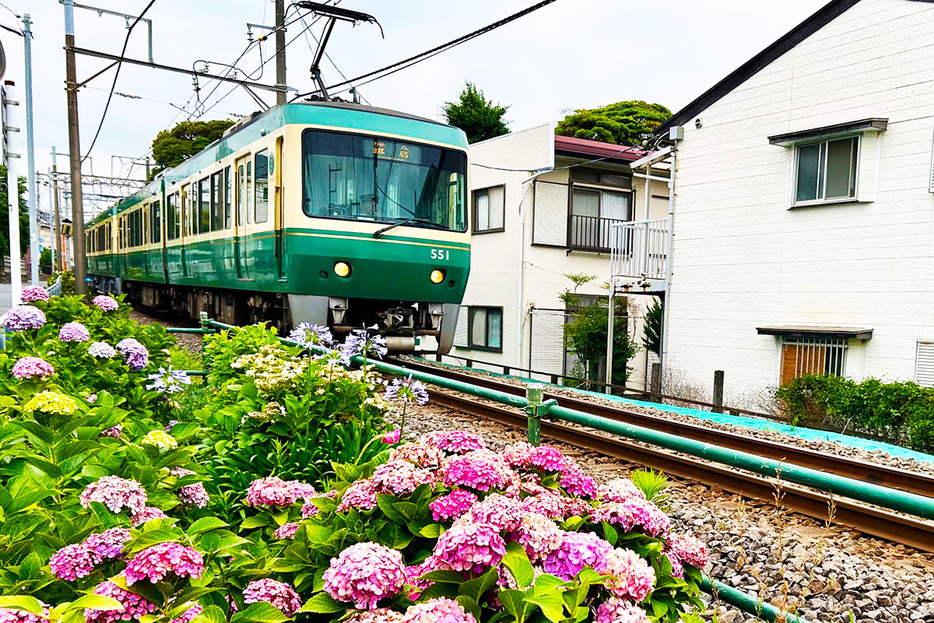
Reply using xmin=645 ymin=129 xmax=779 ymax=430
xmin=63 ymin=0 xmax=87 ymax=294
xmin=275 ymin=0 xmax=286 ymax=106
xmin=23 ymin=14 xmax=38 ymax=285
xmin=4 ymin=81 xmax=22 ymax=304
xmin=51 ymin=148 xmax=62 ymax=272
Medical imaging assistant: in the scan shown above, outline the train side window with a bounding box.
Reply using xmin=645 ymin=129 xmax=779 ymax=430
xmin=199 ymin=178 xmax=210 ymax=234
xmin=152 ymin=201 xmax=161 ymax=244
xmin=246 ymin=162 xmax=253 ymax=224
xmin=167 ymin=193 xmax=176 ymax=241
xmin=181 ymin=185 xmax=190 ymax=237
xmin=224 ymin=166 xmax=232 ymax=229
xmin=255 ymin=150 xmax=269 ymax=223
xmin=237 ymin=164 xmax=246 ymax=227
xmin=211 ymin=171 xmax=222 ymax=231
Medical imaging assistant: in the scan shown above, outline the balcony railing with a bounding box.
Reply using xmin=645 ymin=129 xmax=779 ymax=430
xmin=610 ymin=217 xmax=670 ymax=282
xmin=567 ymin=214 xmax=628 ymax=252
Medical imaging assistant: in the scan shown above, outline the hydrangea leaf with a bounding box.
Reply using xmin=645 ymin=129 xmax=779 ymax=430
xmin=297 ymin=592 xmax=343 ymax=614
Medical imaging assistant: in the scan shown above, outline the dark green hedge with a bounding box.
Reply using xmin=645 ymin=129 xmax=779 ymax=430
xmin=775 ymin=375 xmax=934 ymax=453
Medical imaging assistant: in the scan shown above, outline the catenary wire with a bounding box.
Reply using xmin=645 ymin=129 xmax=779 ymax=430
xmin=291 ymin=0 xmax=559 ymax=101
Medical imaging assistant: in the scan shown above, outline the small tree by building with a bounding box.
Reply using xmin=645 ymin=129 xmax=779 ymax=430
xmin=642 ymin=298 xmax=663 ymax=355
xmin=442 ymin=82 xmax=510 ymax=143
xmin=560 ymin=273 xmax=639 ymax=390
xmin=556 ymin=100 xmax=671 ymax=146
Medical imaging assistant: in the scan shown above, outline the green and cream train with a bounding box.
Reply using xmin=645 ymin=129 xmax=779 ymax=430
xmin=86 ymin=101 xmax=471 ymax=353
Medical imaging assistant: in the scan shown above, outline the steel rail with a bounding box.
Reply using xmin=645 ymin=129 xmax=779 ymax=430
xmin=395 ymin=358 xmax=934 ymax=497
xmin=427 ymin=388 xmax=934 ymax=553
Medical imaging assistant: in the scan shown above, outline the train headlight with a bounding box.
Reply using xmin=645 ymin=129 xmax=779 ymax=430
xmin=430 ymin=269 xmax=446 ymax=284
xmin=334 ymin=261 xmax=352 ymax=278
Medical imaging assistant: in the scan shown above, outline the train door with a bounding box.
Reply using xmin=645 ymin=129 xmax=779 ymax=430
xmin=119 ymin=216 xmax=128 ymax=276
xmin=161 ymin=184 xmax=169 ymax=283
xmin=235 ymin=154 xmax=251 ymax=279
xmin=181 ymin=184 xmax=190 ymax=277
xmin=274 ymin=136 xmax=285 ymax=280
xmin=142 ymin=205 xmax=150 ymax=277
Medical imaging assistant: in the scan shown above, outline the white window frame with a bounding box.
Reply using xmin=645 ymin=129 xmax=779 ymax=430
xmin=792 ymin=135 xmax=860 ymax=208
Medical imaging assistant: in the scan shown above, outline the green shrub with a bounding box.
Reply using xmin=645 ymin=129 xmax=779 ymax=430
xmin=774 ymin=374 xmax=855 ymax=428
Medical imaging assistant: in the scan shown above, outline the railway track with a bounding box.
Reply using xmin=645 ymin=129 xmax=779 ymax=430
xmin=393 ymin=358 xmax=934 ymax=552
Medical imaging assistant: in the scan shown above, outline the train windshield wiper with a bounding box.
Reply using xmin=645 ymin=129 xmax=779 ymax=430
xmin=373 ymin=217 xmax=446 ymax=238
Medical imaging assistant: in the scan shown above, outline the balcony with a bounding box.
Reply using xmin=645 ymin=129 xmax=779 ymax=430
xmin=567 ymin=214 xmax=628 ymax=253
xmin=610 ymin=217 xmax=670 ymax=292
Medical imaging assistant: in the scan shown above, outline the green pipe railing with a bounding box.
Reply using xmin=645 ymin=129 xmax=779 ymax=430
xmin=702 ymin=575 xmax=803 ymax=623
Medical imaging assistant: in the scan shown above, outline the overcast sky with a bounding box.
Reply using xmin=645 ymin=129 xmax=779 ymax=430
xmin=0 ymin=0 xmax=828 ymax=207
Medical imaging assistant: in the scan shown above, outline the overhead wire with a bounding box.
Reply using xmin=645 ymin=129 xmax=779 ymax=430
xmin=291 ymin=0 xmax=559 ymax=101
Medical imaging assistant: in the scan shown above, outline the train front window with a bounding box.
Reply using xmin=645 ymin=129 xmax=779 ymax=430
xmin=302 ymin=129 xmax=467 ymax=231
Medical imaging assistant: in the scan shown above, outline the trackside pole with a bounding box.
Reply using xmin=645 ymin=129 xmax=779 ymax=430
xmin=4 ymin=81 xmax=22 ymax=304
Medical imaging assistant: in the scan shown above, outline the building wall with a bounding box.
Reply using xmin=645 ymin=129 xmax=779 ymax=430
xmin=454 ymin=126 xmax=669 ymax=390
xmin=666 ymin=0 xmax=934 ymax=402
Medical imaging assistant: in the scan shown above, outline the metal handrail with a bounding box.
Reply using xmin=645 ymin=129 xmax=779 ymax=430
xmin=45 ymin=276 xmax=62 ymax=297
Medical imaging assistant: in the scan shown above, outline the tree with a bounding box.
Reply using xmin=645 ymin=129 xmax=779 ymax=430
xmin=149 ymin=119 xmax=236 ymax=180
xmin=556 ymin=100 xmax=671 ymax=146
xmin=442 ymin=82 xmax=510 ymax=143
xmin=0 ymin=166 xmax=30 ymax=260
xmin=642 ymin=298 xmax=663 ymax=355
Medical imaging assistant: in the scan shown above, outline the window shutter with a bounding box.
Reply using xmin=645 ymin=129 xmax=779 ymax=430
xmin=915 ymin=340 xmax=934 ymax=388
xmin=532 ymin=181 xmax=568 ymax=246
xmin=453 ymin=306 xmax=469 ymax=348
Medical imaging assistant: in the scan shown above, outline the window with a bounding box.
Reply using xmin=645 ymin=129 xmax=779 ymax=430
xmin=779 ymin=337 xmax=847 ymax=385
xmin=255 ymin=149 xmax=269 ymax=223
xmin=473 ymin=186 xmax=504 ymax=233
xmin=211 ymin=171 xmax=223 ymax=231
xmin=468 ymin=306 xmax=503 ymax=351
xmin=181 ymin=185 xmax=191 ymax=237
xmin=237 ymin=163 xmax=247 ymax=227
xmin=795 ymin=137 xmax=859 ymax=204
xmin=571 ymin=168 xmax=630 ymax=188
xmin=151 ymin=201 xmax=161 ymax=244
xmin=167 ymin=192 xmax=178 ymax=240
xmin=569 ymin=188 xmax=630 ymax=251
xmin=199 ymin=178 xmax=211 ymax=234
xmin=224 ymin=166 xmax=232 ymax=229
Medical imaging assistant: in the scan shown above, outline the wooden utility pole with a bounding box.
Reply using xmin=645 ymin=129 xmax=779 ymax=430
xmin=63 ymin=0 xmax=87 ymax=293
xmin=51 ymin=148 xmax=62 ymax=271
xmin=275 ymin=0 xmax=286 ymax=106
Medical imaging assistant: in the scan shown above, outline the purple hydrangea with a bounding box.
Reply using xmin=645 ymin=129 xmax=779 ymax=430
xmin=288 ymin=322 xmax=333 ymax=347
xmin=92 ymin=295 xmax=119 ymax=312
xmin=20 ymin=285 xmax=49 ymax=303
xmin=243 ymin=579 xmax=303 ymax=617
xmin=101 ymin=424 xmax=123 ymax=438
xmin=145 ymin=367 xmax=192 ymax=394
xmin=84 ymin=577 xmax=158 ymax=623
xmin=341 ymin=327 xmax=388 ymax=360
xmin=170 ymin=468 xmax=210 ymax=508
xmin=384 ymin=375 xmax=429 ymax=406
xmin=11 ymin=356 xmax=54 ymax=380
xmin=124 ymin=542 xmax=204 ymax=585
xmin=431 ymin=522 xmax=506 ymax=575
xmin=49 ymin=543 xmax=98 ymax=581
xmin=0 ymin=306 xmax=46 ymax=331
xmin=323 ymin=542 xmax=406 ymax=609
xmin=84 ymin=527 xmax=132 ymax=561
xmin=115 ymin=338 xmax=149 ymax=371
xmin=541 ymin=531 xmax=613 ymax=580
xmin=59 ymin=322 xmax=90 ymax=343
xmin=88 ymin=342 xmax=117 ymax=359
xmin=429 ymin=489 xmax=477 ymax=522
xmin=80 ymin=476 xmax=147 ymax=515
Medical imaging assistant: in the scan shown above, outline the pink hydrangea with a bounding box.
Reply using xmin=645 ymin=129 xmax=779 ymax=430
xmin=541 ymin=531 xmax=613 ymax=580
xmin=323 ymin=542 xmax=406 ymax=609
xmin=243 ymin=579 xmax=303 ymax=617
xmin=11 ymin=357 xmax=54 ymax=380
xmin=131 ymin=506 xmax=169 ymax=526
xmin=667 ymin=533 xmax=710 ymax=569
xmin=49 ymin=543 xmax=98 ymax=581
xmin=431 ymin=523 xmax=506 ymax=574
xmin=404 ymin=562 xmax=434 ymax=600
xmin=382 ymin=429 xmax=401 ymax=444
xmin=595 ymin=548 xmax=656 ymax=602
xmin=511 ymin=512 xmax=564 ymax=562
xmin=1 ymin=306 xmax=46 ymax=332
xmin=502 ymin=441 xmax=535 ymax=468
xmin=666 ymin=552 xmax=684 ymax=579
xmin=170 ymin=604 xmax=202 ymax=623
xmin=560 ymin=466 xmax=597 ymax=499
xmin=442 ymin=450 xmax=514 ymax=492
xmin=300 ymin=491 xmax=336 ymax=518
xmin=522 ymin=492 xmax=570 ymax=520
xmin=345 ymin=609 xmax=404 ymax=623
xmin=59 ymin=322 xmax=90 ymax=343
xmin=597 ymin=479 xmax=646 ymax=503
xmin=289 ymin=480 xmax=317 ymax=500
xmin=429 ymin=489 xmax=477 ymax=522
xmin=593 ymin=499 xmax=669 ymax=537
xmin=85 ymin=527 xmax=131 ymax=560
xmin=528 ymin=445 xmax=566 ymax=472
xmin=177 ymin=482 xmax=209 ymax=508
xmin=101 ymin=424 xmax=123 ymax=438
xmin=20 ymin=285 xmax=49 ymax=303
xmin=594 ymin=599 xmax=651 ymax=623
xmin=124 ymin=542 xmax=204 ymax=585
xmin=0 ymin=604 xmax=49 ymax=623
xmin=92 ymin=295 xmax=119 ymax=312
xmin=273 ymin=522 xmax=300 ymax=540
xmin=467 ymin=493 xmax=524 ymax=532
xmin=400 ymin=597 xmax=476 ymax=623
xmin=80 ymin=476 xmax=147 ymax=514
xmin=419 ymin=430 xmax=486 ymax=455
xmin=245 ymin=476 xmax=299 ymax=507
xmin=84 ymin=577 xmax=158 ymax=623
xmin=390 ymin=442 xmax=445 ymax=469
xmin=372 ymin=460 xmax=433 ymax=497
xmin=337 ymin=479 xmax=378 ymax=512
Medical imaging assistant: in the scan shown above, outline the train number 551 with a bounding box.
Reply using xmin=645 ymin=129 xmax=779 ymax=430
xmin=430 ymin=249 xmax=450 ymax=260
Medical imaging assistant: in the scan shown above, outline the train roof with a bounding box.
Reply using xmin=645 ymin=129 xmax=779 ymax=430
xmin=87 ymin=101 xmax=470 ymax=227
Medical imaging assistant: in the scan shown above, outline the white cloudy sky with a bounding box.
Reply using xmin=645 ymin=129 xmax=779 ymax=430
xmin=1 ymin=0 xmax=828 ymax=199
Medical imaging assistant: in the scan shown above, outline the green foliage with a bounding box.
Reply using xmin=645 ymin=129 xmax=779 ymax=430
xmin=51 ymin=271 xmax=75 ymax=295
xmin=642 ymin=299 xmax=663 ymax=355
xmin=39 ymin=248 xmax=51 ymax=271
xmin=442 ymin=82 xmax=510 ymax=144
xmin=0 ymin=166 xmax=30 ymax=258
xmin=775 ymin=374 xmax=934 ymax=451
xmin=630 ymin=469 xmax=670 ymax=510
xmin=556 ymin=100 xmax=672 ymax=146
xmin=149 ymin=120 xmax=236 ymax=181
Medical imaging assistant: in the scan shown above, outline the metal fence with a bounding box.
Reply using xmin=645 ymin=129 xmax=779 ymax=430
xmin=610 ymin=217 xmax=669 ymax=280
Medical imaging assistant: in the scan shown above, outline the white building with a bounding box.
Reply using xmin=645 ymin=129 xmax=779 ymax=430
xmin=625 ymin=0 xmax=934 ymax=403
xmin=452 ymin=125 xmax=669 ymax=389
